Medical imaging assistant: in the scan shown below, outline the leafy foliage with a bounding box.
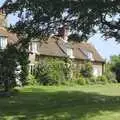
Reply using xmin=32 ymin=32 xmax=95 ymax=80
xmin=27 ymin=74 xmax=38 ymax=86
xmin=104 ymin=62 xmax=117 ymax=83
xmin=0 ymin=38 xmax=30 ymax=91
xmin=0 ymin=45 xmax=18 ymax=92
xmin=75 ymin=76 xmax=87 ymax=85
xmin=96 ymin=75 xmax=108 ymax=84
xmin=34 ymin=62 xmax=55 ymax=85
xmin=2 ymin=0 xmax=120 ymax=41
xmin=68 ymin=33 xmax=86 ymax=42
xmin=18 ymin=49 xmax=29 ymax=85
xmin=33 ymin=58 xmax=69 ymax=85
xmin=80 ymin=61 xmax=93 ymax=78
xmin=1 ymin=0 xmax=119 ymax=89
xmin=110 ymin=55 xmax=120 ymax=82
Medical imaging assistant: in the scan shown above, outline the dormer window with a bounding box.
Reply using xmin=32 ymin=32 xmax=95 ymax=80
xmin=79 ymin=48 xmax=94 ymax=61
xmin=0 ymin=36 xmax=7 ymax=49
xmin=29 ymin=42 xmax=39 ymax=54
xmin=87 ymin=52 xmax=94 ymax=61
xmin=67 ymin=48 xmax=74 ymax=58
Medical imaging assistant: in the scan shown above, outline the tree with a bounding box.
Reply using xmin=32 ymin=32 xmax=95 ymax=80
xmin=2 ymin=0 xmax=120 ymax=41
xmin=1 ymin=0 xmax=120 ymax=89
xmin=0 ymin=45 xmax=18 ymax=92
xmin=110 ymin=55 xmax=120 ymax=82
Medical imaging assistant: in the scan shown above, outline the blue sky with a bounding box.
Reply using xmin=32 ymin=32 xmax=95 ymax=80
xmin=0 ymin=0 xmax=5 ymax=7
xmin=1 ymin=0 xmax=120 ymax=60
xmin=89 ymin=34 xmax=120 ymax=60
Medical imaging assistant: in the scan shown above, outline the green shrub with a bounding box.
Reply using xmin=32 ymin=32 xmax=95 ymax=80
xmin=27 ymin=74 xmax=38 ymax=86
xmin=86 ymin=77 xmax=97 ymax=85
xmin=80 ymin=62 xmax=93 ymax=78
xmin=96 ymin=75 xmax=108 ymax=84
xmin=75 ymin=76 xmax=87 ymax=85
xmin=104 ymin=69 xmax=117 ymax=83
xmin=34 ymin=62 xmax=56 ymax=85
xmin=110 ymin=55 xmax=120 ymax=82
xmin=33 ymin=58 xmax=69 ymax=85
xmin=47 ymin=59 xmax=66 ymax=84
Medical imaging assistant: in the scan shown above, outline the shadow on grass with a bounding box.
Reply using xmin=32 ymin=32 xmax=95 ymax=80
xmin=0 ymin=87 xmax=120 ymax=120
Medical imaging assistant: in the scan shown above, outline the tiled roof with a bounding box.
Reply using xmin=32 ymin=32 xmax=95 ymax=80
xmin=0 ymin=27 xmax=104 ymax=62
xmin=72 ymin=42 xmax=104 ymax=62
xmin=39 ymin=36 xmax=104 ymax=62
xmin=39 ymin=37 xmax=67 ymax=58
xmin=0 ymin=27 xmax=18 ymax=44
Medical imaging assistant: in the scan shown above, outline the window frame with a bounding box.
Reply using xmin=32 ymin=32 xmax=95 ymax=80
xmin=0 ymin=36 xmax=7 ymax=49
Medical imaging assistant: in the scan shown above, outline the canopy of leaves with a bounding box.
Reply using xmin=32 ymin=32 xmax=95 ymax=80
xmin=0 ymin=45 xmax=18 ymax=91
xmin=2 ymin=0 xmax=120 ymax=41
xmin=110 ymin=55 xmax=120 ymax=82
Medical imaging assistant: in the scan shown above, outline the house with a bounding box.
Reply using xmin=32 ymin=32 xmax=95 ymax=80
xmin=0 ymin=10 xmax=105 ymax=77
xmin=29 ymin=26 xmax=105 ymax=77
xmin=0 ymin=9 xmax=18 ymax=49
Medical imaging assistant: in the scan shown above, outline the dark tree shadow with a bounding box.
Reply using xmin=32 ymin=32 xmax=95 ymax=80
xmin=0 ymin=87 xmax=120 ymax=120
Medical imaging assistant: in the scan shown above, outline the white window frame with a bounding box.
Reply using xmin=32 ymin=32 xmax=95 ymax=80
xmin=29 ymin=42 xmax=39 ymax=53
xmin=87 ymin=52 xmax=94 ymax=61
xmin=67 ymin=48 xmax=74 ymax=58
xmin=0 ymin=36 xmax=7 ymax=49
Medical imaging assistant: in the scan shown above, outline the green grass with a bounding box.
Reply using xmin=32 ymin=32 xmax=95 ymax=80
xmin=1 ymin=84 xmax=120 ymax=120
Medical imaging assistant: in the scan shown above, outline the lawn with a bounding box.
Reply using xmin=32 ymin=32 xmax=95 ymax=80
xmin=1 ymin=84 xmax=120 ymax=120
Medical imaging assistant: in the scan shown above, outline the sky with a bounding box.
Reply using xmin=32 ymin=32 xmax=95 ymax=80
xmin=0 ymin=0 xmax=120 ymax=60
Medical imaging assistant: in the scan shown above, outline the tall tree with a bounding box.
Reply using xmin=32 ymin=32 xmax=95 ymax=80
xmin=0 ymin=0 xmax=120 ymax=90
xmin=0 ymin=45 xmax=18 ymax=92
xmin=110 ymin=55 xmax=120 ymax=82
xmin=2 ymin=0 xmax=120 ymax=41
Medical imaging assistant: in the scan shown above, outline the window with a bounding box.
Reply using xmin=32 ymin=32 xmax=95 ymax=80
xmin=87 ymin=52 xmax=94 ymax=61
xmin=93 ymin=67 xmax=98 ymax=77
xmin=29 ymin=42 xmax=39 ymax=53
xmin=79 ymin=48 xmax=94 ymax=60
xmin=0 ymin=36 xmax=7 ymax=49
xmin=67 ymin=48 xmax=74 ymax=58
xmin=93 ymin=67 xmax=102 ymax=76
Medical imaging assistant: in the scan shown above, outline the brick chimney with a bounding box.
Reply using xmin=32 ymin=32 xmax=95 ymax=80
xmin=58 ymin=25 xmax=69 ymax=42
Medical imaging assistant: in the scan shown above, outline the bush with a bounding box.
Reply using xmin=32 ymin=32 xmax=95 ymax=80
xmin=47 ymin=59 xmax=66 ymax=84
xmin=96 ymin=75 xmax=108 ymax=84
xmin=29 ymin=58 xmax=117 ymax=86
xmin=33 ymin=58 xmax=69 ymax=85
xmin=72 ymin=72 xmax=87 ymax=85
xmin=80 ymin=62 xmax=93 ymax=78
xmin=104 ymin=68 xmax=117 ymax=83
xmin=75 ymin=76 xmax=87 ymax=85
xmin=110 ymin=55 xmax=120 ymax=82
xmin=27 ymin=74 xmax=38 ymax=86
xmin=86 ymin=77 xmax=97 ymax=85
xmin=34 ymin=62 xmax=57 ymax=85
